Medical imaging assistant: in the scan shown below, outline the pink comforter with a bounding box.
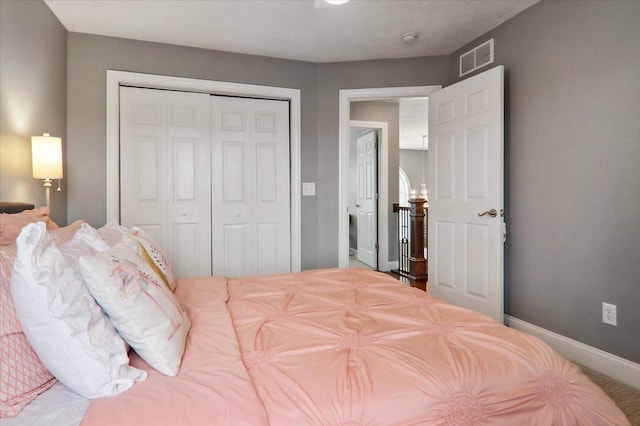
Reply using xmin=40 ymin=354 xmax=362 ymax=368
xmin=83 ymin=269 xmax=628 ymax=425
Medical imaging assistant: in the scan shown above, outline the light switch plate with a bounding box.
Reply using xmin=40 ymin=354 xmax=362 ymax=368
xmin=302 ymin=182 xmax=316 ymax=196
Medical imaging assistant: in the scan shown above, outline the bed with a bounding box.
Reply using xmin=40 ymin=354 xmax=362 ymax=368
xmin=0 ymin=213 xmax=630 ymax=425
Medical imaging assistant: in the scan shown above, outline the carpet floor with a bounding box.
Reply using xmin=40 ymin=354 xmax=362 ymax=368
xmin=579 ymin=365 xmax=640 ymax=425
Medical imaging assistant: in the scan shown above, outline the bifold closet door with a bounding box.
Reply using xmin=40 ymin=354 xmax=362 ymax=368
xmin=120 ymin=86 xmax=212 ymax=278
xmin=211 ymin=96 xmax=291 ymax=277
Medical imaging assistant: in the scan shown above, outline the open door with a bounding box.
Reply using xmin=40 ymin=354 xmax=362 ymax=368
xmin=427 ymin=65 xmax=504 ymax=323
xmin=356 ymin=131 xmax=378 ymax=269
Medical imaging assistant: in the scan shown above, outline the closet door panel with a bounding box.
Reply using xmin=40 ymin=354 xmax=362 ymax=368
xmin=212 ymin=96 xmax=290 ymax=277
xmin=120 ymin=87 xmax=212 ymax=278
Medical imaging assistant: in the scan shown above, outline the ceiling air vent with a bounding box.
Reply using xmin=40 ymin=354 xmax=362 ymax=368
xmin=459 ymin=39 xmax=494 ymax=77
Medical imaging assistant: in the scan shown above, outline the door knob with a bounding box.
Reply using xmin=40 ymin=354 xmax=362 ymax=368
xmin=478 ymin=208 xmax=498 ymax=218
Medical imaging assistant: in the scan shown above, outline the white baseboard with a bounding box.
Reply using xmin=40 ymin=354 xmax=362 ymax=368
xmin=378 ymin=260 xmax=398 ymax=272
xmin=505 ymin=315 xmax=640 ymax=389
xmin=349 ymin=248 xmax=356 ymax=256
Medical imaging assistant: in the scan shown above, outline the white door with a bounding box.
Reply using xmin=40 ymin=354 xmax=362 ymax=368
xmin=120 ymin=87 xmax=212 ymax=278
xmin=211 ymin=96 xmax=290 ymax=277
xmin=355 ymin=131 xmax=377 ymax=268
xmin=427 ymin=65 xmax=504 ymax=323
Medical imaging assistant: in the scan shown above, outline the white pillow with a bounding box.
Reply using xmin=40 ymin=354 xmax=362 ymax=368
xmin=10 ymin=222 xmax=147 ymax=399
xmin=98 ymin=222 xmax=176 ymax=291
xmin=79 ymin=243 xmax=190 ymax=376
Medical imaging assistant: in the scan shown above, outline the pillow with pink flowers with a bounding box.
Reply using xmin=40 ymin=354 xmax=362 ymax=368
xmin=97 ymin=222 xmax=176 ymax=291
xmin=79 ymin=243 xmax=190 ymax=376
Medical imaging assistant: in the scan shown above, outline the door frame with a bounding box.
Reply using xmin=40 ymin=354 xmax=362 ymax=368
xmin=106 ymin=70 xmax=301 ymax=273
xmin=349 ymin=120 xmax=386 ymax=269
xmin=338 ymin=86 xmax=441 ymax=270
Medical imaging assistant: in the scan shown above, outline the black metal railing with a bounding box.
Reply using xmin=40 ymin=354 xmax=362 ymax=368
xmin=393 ymin=203 xmax=427 ymax=277
xmin=396 ymin=205 xmax=410 ymax=275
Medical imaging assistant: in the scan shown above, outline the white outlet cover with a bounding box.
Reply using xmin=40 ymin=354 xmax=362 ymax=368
xmin=602 ymin=302 xmax=617 ymax=326
xmin=302 ymin=182 xmax=316 ymax=196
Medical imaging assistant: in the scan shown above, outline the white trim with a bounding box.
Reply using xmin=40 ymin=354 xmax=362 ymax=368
xmin=505 ymin=315 xmax=640 ymax=389
xmin=399 ymin=167 xmax=411 ymax=207
xmin=349 ymin=120 xmax=389 ymax=271
xmin=106 ymin=70 xmax=301 ymax=272
xmin=338 ymin=86 xmax=441 ymax=270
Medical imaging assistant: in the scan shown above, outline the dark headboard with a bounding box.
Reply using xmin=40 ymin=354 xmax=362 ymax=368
xmin=0 ymin=202 xmax=35 ymax=214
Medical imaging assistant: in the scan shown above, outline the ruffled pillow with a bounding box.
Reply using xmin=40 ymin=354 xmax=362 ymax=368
xmin=10 ymin=223 xmax=147 ymax=399
xmin=0 ymin=220 xmax=88 ymax=417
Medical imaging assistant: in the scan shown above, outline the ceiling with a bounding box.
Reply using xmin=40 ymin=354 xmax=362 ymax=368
xmin=44 ymin=0 xmax=539 ymax=63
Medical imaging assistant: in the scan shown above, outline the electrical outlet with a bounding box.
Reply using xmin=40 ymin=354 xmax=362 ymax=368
xmin=602 ymin=302 xmax=617 ymax=326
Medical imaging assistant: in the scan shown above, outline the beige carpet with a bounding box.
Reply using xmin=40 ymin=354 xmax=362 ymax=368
xmin=579 ymin=365 xmax=640 ymax=425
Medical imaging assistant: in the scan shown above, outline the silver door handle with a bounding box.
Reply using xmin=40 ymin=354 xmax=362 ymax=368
xmin=478 ymin=208 xmax=498 ymax=218
xmin=355 ymin=204 xmax=360 ymax=207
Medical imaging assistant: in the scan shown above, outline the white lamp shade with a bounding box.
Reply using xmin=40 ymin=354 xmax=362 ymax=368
xmin=31 ymin=133 xmax=63 ymax=179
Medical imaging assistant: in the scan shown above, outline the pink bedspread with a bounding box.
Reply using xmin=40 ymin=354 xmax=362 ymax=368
xmin=83 ymin=269 xmax=628 ymax=425
xmin=81 ymin=277 xmax=268 ymax=425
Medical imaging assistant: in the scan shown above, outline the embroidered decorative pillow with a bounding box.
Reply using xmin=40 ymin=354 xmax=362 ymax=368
xmin=79 ymin=243 xmax=190 ymax=376
xmin=97 ymin=222 xmax=176 ymax=291
xmin=128 ymin=227 xmax=176 ymax=291
xmin=0 ymin=206 xmax=58 ymax=246
xmin=10 ymin=223 xmax=147 ymax=399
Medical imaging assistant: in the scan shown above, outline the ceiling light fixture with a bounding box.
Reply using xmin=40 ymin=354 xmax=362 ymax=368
xmin=401 ymin=32 xmax=419 ymax=43
xmin=324 ymin=0 xmax=350 ymax=5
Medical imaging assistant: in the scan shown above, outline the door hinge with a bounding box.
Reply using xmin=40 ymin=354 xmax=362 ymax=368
xmin=376 ymin=193 xmax=379 ymax=200
xmin=375 ymin=242 xmax=379 ymax=250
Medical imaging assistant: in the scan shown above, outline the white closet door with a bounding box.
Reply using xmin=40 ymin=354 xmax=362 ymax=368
xmin=211 ymin=96 xmax=290 ymax=277
xmin=120 ymin=87 xmax=212 ymax=278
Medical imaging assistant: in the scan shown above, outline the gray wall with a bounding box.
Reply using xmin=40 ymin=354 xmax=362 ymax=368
xmin=0 ymin=0 xmax=67 ymax=225
xmin=315 ymin=57 xmax=451 ymax=268
xmin=66 ymin=35 xmax=450 ymax=271
xmin=66 ymin=33 xmax=319 ymax=269
xmin=400 ymin=149 xmax=429 ymax=200
xmin=351 ymin=101 xmax=400 ymax=263
xmin=449 ymin=1 xmax=640 ymax=362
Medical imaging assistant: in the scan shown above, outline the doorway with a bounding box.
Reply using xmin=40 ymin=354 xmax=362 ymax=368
xmin=338 ymin=86 xmax=441 ymax=270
